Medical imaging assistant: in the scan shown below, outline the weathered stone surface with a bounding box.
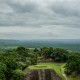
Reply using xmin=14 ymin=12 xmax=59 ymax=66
xmin=45 ymin=69 xmax=51 ymax=80
xmin=24 ymin=69 xmax=62 ymax=80
xmin=30 ymin=70 xmax=39 ymax=80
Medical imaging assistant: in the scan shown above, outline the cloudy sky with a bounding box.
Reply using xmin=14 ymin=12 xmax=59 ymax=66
xmin=0 ymin=0 xmax=80 ymax=40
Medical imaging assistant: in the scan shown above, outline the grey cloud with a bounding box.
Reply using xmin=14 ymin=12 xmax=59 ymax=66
xmin=49 ymin=0 xmax=80 ymax=17
xmin=5 ymin=0 xmax=38 ymax=13
xmin=0 ymin=0 xmax=80 ymax=27
xmin=0 ymin=0 xmax=47 ymax=26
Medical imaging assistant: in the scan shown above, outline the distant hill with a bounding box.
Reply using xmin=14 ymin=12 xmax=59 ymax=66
xmin=0 ymin=39 xmax=80 ymax=52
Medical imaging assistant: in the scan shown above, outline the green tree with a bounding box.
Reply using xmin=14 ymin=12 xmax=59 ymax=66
xmin=48 ymin=47 xmax=53 ymax=57
xmin=65 ymin=55 xmax=80 ymax=75
xmin=16 ymin=46 xmax=28 ymax=61
xmin=4 ymin=56 xmax=18 ymax=80
xmin=33 ymin=48 xmax=39 ymax=53
xmin=27 ymin=53 xmax=37 ymax=65
xmin=40 ymin=47 xmax=53 ymax=59
xmin=12 ymin=69 xmax=25 ymax=80
xmin=51 ymin=48 xmax=69 ymax=62
xmin=0 ymin=62 xmax=6 ymax=80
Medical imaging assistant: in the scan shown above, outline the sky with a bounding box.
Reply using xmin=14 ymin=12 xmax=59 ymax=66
xmin=0 ymin=0 xmax=80 ymax=40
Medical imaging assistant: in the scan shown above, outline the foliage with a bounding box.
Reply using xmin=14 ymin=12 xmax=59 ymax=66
xmin=12 ymin=69 xmax=25 ymax=80
xmin=40 ymin=47 xmax=69 ymax=62
xmin=3 ymin=56 xmax=18 ymax=80
xmin=65 ymin=55 xmax=80 ymax=75
xmin=0 ymin=62 xmax=6 ymax=80
xmin=33 ymin=48 xmax=39 ymax=52
xmin=40 ymin=47 xmax=53 ymax=59
xmin=51 ymin=48 xmax=69 ymax=62
xmin=27 ymin=53 xmax=37 ymax=65
xmin=16 ymin=47 xmax=28 ymax=61
xmin=17 ymin=62 xmax=27 ymax=70
xmin=0 ymin=46 xmax=37 ymax=80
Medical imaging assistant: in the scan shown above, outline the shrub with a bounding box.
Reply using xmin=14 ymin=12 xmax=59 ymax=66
xmin=0 ymin=62 xmax=6 ymax=80
xmin=12 ymin=69 xmax=25 ymax=80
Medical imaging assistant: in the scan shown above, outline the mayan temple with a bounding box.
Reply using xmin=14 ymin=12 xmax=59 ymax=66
xmin=24 ymin=69 xmax=62 ymax=80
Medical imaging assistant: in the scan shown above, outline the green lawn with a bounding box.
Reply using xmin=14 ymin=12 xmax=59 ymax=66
xmin=28 ymin=62 xmax=80 ymax=80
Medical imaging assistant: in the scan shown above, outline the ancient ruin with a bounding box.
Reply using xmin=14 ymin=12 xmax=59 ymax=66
xmin=24 ymin=69 xmax=62 ymax=80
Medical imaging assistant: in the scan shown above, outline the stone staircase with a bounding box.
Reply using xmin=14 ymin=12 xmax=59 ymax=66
xmin=24 ymin=69 xmax=62 ymax=80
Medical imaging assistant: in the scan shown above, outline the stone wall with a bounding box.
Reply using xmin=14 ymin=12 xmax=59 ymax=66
xmin=24 ymin=69 xmax=62 ymax=80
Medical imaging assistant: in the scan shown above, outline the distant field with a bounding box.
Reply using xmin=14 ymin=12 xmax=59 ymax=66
xmin=0 ymin=39 xmax=80 ymax=52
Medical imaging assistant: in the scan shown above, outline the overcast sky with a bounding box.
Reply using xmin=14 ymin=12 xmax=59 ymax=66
xmin=0 ymin=0 xmax=80 ymax=40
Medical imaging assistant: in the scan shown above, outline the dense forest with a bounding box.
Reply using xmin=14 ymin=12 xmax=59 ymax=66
xmin=0 ymin=46 xmax=80 ymax=80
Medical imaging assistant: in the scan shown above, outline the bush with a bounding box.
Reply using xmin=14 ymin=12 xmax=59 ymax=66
xmin=0 ymin=62 xmax=6 ymax=80
xmin=65 ymin=55 xmax=80 ymax=75
xmin=51 ymin=48 xmax=69 ymax=62
xmin=12 ymin=69 xmax=25 ymax=80
xmin=18 ymin=62 xmax=27 ymax=70
xmin=26 ymin=58 xmax=32 ymax=66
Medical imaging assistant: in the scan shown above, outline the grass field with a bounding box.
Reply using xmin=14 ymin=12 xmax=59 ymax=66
xmin=28 ymin=62 xmax=80 ymax=80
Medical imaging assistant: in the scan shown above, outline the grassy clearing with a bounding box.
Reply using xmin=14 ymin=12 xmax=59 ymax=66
xmin=29 ymin=65 xmax=49 ymax=69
